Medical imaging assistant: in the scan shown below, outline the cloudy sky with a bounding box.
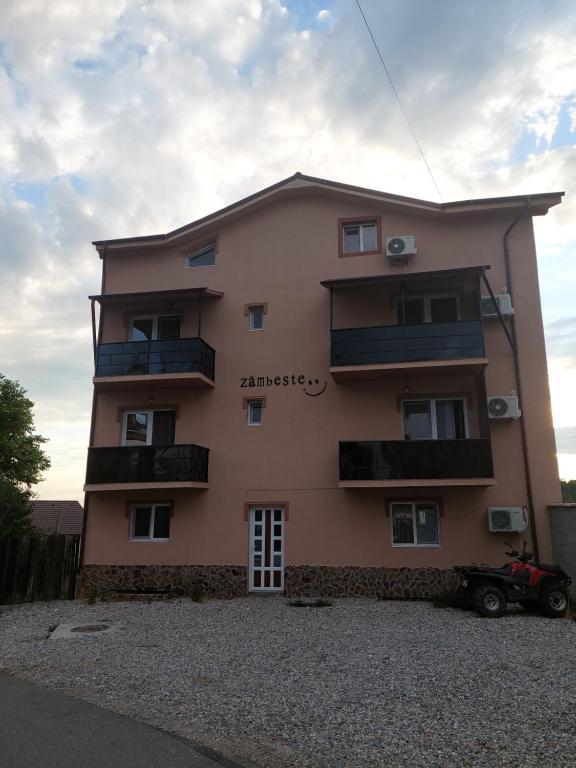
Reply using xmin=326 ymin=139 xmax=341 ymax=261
xmin=1 ymin=0 xmax=576 ymax=501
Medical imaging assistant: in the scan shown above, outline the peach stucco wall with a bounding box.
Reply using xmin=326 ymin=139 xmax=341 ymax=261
xmin=84 ymin=189 xmax=561 ymax=568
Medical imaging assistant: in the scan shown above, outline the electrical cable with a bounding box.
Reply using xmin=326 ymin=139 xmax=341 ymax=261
xmin=353 ymin=0 xmax=443 ymax=202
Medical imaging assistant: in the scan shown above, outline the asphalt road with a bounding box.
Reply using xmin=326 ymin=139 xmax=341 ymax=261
xmin=0 ymin=673 xmax=239 ymax=768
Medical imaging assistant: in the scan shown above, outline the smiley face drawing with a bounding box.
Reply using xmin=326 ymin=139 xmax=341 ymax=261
xmin=303 ymin=378 xmax=328 ymax=397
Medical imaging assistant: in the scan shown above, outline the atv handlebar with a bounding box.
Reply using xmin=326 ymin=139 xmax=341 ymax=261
xmin=504 ymin=540 xmax=533 ymax=563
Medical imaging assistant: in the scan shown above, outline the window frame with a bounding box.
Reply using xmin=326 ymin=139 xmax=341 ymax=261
xmin=338 ymin=217 xmax=381 ymax=257
xmin=129 ymin=314 xmax=181 ymax=341
xmin=390 ymin=501 xmax=441 ymax=548
xmin=130 ymin=503 xmax=171 ymax=542
xmin=186 ymin=242 xmax=216 ymax=268
xmin=396 ymin=294 xmax=461 ymax=325
xmin=247 ymin=399 xmax=264 ymax=426
xmin=121 ymin=409 xmax=176 ymax=446
xmin=401 ymin=397 xmax=469 ymax=441
xmin=122 ymin=410 xmax=153 ymax=446
xmin=248 ymin=304 xmax=265 ymax=331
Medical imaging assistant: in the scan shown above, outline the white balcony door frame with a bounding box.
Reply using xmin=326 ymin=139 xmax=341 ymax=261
xmin=401 ymin=398 xmax=469 ymax=440
xmin=396 ymin=294 xmax=461 ymax=324
xmin=249 ymin=506 xmax=284 ymax=592
xmin=129 ymin=314 xmax=181 ymax=341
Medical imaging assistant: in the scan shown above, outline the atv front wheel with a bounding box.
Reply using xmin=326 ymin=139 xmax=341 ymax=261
xmin=538 ymin=582 xmax=569 ymax=618
xmin=473 ymin=584 xmax=506 ymax=618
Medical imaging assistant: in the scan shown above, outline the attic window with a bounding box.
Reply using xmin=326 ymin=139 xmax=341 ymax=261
xmin=186 ymin=243 xmax=215 ymax=268
xmin=339 ymin=218 xmax=381 ymax=256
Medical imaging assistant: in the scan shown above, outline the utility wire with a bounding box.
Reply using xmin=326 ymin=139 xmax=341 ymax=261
xmin=353 ymin=0 xmax=444 ymax=202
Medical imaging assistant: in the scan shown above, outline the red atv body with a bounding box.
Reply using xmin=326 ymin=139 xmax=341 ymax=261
xmin=454 ymin=543 xmax=571 ymax=618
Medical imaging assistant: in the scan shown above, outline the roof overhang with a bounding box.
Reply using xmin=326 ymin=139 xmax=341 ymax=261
xmin=88 ymin=287 xmax=223 ymax=304
xmin=321 ymin=265 xmax=490 ymax=290
xmin=91 ymin=173 xmax=564 ymax=256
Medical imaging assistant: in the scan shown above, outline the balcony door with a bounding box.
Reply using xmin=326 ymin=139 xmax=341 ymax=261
xmin=249 ymin=507 xmax=284 ymax=592
xmin=122 ymin=410 xmax=176 ymax=446
xmin=402 ymin=399 xmax=468 ymax=440
xmin=397 ymin=295 xmax=460 ymax=325
xmin=130 ymin=315 xmax=181 ymax=341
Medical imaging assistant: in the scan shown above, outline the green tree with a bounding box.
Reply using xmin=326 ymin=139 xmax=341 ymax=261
xmin=561 ymin=479 xmax=576 ymax=502
xmin=0 ymin=374 xmax=50 ymax=537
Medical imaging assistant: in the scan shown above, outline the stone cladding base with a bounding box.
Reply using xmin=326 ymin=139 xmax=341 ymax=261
xmin=78 ymin=564 xmax=458 ymax=600
xmin=285 ymin=565 xmax=459 ymax=598
xmin=77 ymin=565 xmax=247 ymax=600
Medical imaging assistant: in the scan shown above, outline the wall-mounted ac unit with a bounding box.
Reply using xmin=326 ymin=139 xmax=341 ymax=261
xmin=386 ymin=236 xmax=417 ymax=263
xmin=487 ymin=395 xmax=521 ymax=420
xmin=480 ymin=294 xmax=514 ymax=318
xmin=488 ymin=507 xmax=527 ymax=533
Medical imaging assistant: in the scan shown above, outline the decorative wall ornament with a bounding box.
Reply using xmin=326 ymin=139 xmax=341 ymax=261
xmin=240 ymin=374 xmax=328 ymax=397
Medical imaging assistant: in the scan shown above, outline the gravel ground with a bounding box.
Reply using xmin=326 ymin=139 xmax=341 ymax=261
xmin=0 ymin=597 xmax=575 ymax=768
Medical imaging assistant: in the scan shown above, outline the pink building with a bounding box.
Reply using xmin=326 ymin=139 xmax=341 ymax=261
xmin=80 ymin=173 xmax=563 ymax=598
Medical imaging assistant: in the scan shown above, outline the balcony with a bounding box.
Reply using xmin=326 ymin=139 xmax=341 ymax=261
xmin=93 ymin=338 xmax=215 ymax=390
xmin=330 ymin=320 xmax=485 ymax=380
xmin=339 ymin=439 xmax=494 ymax=488
xmin=322 ymin=267 xmax=489 ymax=381
xmin=84 ymin=444 xmax=209 ymax=492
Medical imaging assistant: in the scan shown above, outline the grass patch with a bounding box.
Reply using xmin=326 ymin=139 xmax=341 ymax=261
xmin=287 ymin=597 xmax=333 ymax=608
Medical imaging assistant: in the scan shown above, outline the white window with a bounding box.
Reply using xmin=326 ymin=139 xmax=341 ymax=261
xmin=130 ymin=315 xmax=180 ymax=341
xmin=249 ymin=305 xmax=265 ymax=331
xmin=402 ymin=399 xmax=468 ymax=440
xmin=122 ymin=410 xmax=176 ymax=446
xmin=342 ymin=221 xmax=378 ymax=253
xmin=397 ymin=295 xmax=460 ymax=325
xmin=186 ymin=243 xmax=215 ymax=268
xmin=391 ymin=502 xmax=440 ymax=547
xmin=247 ymin=399 xmax=263 ymax=426
xmin=131 ymin=503 xmax=171 ymax=541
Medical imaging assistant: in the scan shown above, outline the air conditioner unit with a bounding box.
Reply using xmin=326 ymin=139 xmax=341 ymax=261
xmin=386 ymin=236 xmax=417 ymax=262
xmin=480 ymin=294 xmax=514 ymax=318
xmin=488 ymin=507 xmax=527 ymax=533
xmin=487 ymin=395 xmax=521 ymax=420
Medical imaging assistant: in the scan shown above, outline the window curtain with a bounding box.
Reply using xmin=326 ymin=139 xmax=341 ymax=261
xmin=152 ymin=411 xmax=176 ymax=446
xmin=403 ymin=401 xmax=432 ymax=439
xmin=436 ymin=400 xmax=465 ymax=439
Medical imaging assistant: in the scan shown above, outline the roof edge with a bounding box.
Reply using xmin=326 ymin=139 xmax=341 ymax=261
xmin=92 ymin=173 xmax=564 ymax=253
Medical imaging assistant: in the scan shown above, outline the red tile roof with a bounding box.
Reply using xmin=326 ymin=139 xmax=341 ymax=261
xmin=30 ymin=501 xmax=84 ymax=535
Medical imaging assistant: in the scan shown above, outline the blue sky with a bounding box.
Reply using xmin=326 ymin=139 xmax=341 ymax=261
xmin=0 ymin=0 xmax=575 ymax=498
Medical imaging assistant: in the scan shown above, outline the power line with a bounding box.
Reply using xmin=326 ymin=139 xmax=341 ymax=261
xmin=353 ymin=0 xmax=443 ymax=202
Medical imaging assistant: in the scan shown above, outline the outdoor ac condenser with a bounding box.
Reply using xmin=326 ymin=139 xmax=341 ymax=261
xmin=487 ymin=395 xmax=521 ymax=420
xmin=480 ymin=294 xmax=514 ymax=318
xmin=386 ymin=235 xmax=417 ymax=262
xmin=488 ymin=507 xmax=527 ymax=533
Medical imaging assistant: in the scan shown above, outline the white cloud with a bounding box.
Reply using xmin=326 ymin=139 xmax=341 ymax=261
xmin=0 ymin=0 xmax=575 ymax=495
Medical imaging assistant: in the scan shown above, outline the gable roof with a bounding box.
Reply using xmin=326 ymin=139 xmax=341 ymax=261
xmin=92 ymin=172 xmax=564 ymax=255
xmin=30 ymin=501 xmax=84 ymax=535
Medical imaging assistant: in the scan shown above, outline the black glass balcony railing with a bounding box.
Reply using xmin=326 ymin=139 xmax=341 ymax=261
xmin=95 ymin=338 xmax=215 ymax=381
xmin=339 ymin=439 xmax=493 ymax=481
xmin=86 ymin=444 xmax=209 ymax=485
xmin=331 ymin=320 xmax=484 ymax=367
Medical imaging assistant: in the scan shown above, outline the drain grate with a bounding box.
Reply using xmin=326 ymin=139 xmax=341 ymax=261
xmin=49 ymin=622 xmax=121 ymax=640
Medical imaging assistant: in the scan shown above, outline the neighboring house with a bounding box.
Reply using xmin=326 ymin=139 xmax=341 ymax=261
xmin=80 ymin=173 xmax=563 ymax=599
xmin=30 ymin=501 xmax=84 ymax=536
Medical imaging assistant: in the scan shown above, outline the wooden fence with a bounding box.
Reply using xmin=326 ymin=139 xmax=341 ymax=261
xmin=0 ymin=535 xmax=81 ymax=603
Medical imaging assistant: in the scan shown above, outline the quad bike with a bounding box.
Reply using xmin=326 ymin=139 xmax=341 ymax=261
xmin=453 ymin=542 xmax=571 ymax=618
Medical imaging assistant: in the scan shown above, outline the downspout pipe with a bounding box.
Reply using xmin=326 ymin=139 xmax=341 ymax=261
xmin=502 ymin=197 xmax=540 ymax=562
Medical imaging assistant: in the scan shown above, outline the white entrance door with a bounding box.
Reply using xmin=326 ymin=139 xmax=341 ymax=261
xmin=249 ymin=507 xmax=284 ymax=592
